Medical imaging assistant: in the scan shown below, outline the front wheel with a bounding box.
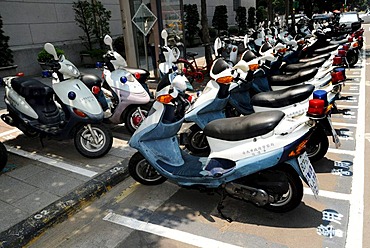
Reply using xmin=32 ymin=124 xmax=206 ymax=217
xmin=128 ymin=152 xmax=167 ymax=185
xmin=74 ymin=124 xmax=113 ymax=158
xmin=124 ymin=104 xmax=152 ymax=134
xmin=184 ymin=124 xmax=210 ymax=155
xmin=306 ymin=127 xmax=329 ymax=162
xmin=0 ymin=142 xmax=8 ymax=172
xmin=264 ymin=168 xmax=303 ymax=213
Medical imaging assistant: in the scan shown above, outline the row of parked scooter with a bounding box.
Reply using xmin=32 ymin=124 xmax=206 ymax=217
xmin=0 ymin=20 xmax=363 ymax=218
xmin=126 ymin=22 xmax=363 ymax=218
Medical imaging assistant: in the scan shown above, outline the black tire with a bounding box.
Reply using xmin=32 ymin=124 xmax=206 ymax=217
xmin=264 ymin=168 xmax=303 ymax=213
xmin=128 ymin=152 xmax=167 ymax=185
xmin=0 ymin=142 xmax=8 ymax=172
xmin=184 ymin=124 xmax=210 ymax=155
xmin=124 ymin=104 xmax=152 ymax=134
xmin=306 ymin=127 xmax=329 ymax=162
xmin=74 ymin=124 xmax=113 ymax=158
xmin=347 ymin=50 xmax=358 ymax=67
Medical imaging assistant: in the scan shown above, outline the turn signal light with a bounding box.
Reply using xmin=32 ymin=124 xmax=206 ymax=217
xmin=248 ymin=64 xmax=259 ymax=71
xmin=307 ymin=99 xmax=325 ymax=117
xmin=120 ymin=76 xmax=127 ymax=84
xmin=216 ymin=76 xmax=234 ymax=84
xmin=157 ymin=94 xmax=174 ymax=104
xmin=73 ymin=108 xmax=87 ymax=117
xmin=352 ymin=42 xmax=359 ymax=48
xmin=232 ymin=47 xmax=237 ymax=52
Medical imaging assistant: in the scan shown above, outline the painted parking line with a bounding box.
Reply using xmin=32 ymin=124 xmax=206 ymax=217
xmin=327 ymin=148 xmax=356 ymax=156
xmin=345 ymin=49 xmax=366 ymax=248
xmin=0 ymin=128 xmax=21 ymax=138
xmin=103 ymin=212 xmax=243 ymax=248
xmin=4 ymin=145 xmax=98 ymax=178
xmin=304 ymin=188 xmax=351 ymax=201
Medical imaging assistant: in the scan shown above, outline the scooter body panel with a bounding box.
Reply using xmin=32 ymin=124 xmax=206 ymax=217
xmin=5 ymin=86 xmax=38 ymax=119
xmin=53 ymin=79 xmax=103 ymax=116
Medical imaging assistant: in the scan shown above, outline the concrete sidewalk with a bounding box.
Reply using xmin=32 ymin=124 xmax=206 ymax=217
xmin=0 ymin=46 xmax=207 ymax=247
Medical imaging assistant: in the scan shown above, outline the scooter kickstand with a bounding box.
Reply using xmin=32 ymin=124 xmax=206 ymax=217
xmin=217 ymin=189 xmax=232 ymax=223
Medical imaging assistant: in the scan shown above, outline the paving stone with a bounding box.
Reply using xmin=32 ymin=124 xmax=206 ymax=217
xmin=0 ymin=199 xmax=28 ymax=232
xmin=22 ymin=169 xmax=84 ymax=197
xmin=0 ymin=175 xmax=37 ymax=204
xmin=12 ymin=189 xmax=60 ymax=214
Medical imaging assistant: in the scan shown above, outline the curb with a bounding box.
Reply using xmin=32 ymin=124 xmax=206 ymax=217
xmin=0 ymin=165 xmax=130 ymax=248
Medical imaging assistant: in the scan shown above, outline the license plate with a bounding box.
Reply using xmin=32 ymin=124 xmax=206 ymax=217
xmin=327 ymin=116 xmax=341 ymax=148
xmin=298 ymin=152 xmax=319 ymax=197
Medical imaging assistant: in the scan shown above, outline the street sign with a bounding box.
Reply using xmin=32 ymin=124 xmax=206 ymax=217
xmin=132 ymin=3 xmax=157 ymax=36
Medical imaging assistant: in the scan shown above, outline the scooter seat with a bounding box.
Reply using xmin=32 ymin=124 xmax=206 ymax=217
xmin=283 ymin=58 xmax=326 ymax=72
xmin=204 ymin=111 xmax=285 ymax=141
xmin=186 ymin=51 xmax=198 ymax=57
xmin=11 ymin=77 xmax=53 ymax=98
xmin=269 ymin=68 xmax=318 ymax=86
xmin=329 ymin=38 xmax=348 ymax=45
xmin=313 ymin=44 xmax=339 ymax=54
xmin=299 ymin=53 xmax=331 ymax=63
xmin=251 ymin=84 xmax=315 ymax=108
xmin=80 ymin=74 xmax=102 ymax=89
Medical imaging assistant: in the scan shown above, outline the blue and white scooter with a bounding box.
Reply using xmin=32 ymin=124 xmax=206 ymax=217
xmin=128 ymin=62 xmax=322 ymax=216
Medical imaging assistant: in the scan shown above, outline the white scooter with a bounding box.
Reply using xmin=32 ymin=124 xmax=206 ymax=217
xmin=1 ymin=43 xmax=113 ymax=158
xmin=97 ymin=35 xmax=153 ymax=134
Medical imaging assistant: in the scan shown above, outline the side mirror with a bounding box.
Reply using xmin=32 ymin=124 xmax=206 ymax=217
xmin=44 ymin=43 xmax=58 ymax=60
xmin=214 ymin=37 xmax=222 ymax=57
xmin=104 ymin=35 xmax=114 ymax=51
xmin=161 ymin=29 xmax=168 ymax=47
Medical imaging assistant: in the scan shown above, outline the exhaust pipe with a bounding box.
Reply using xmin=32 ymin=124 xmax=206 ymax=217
xmin=1 ymin=114 xmax=15 ymax=126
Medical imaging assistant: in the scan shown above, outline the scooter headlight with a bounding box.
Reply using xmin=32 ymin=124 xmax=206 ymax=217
xmin=66 ymin=64 xmax=80 ymax=77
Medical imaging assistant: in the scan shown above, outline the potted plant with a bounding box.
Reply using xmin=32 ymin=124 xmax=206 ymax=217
xmin=37 ymin=47 xmax=64 ymax=70
xmin=73 ymin=0 xmax=111 ymax=67
xmin=0 ymin=14 xmax=17 ymax=78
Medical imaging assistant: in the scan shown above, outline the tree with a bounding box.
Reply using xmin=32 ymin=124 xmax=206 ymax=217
xmin=247 ymin=7 xmax=256 ymax=29
xmin=0 ymin=15 xmax=14 ymax=67
xmin=200 ymin=0 xmax=213 ymax=72
xmin=73 ymin=0 xmax=111 ymax=51
xmin=256 ymin=6 xmax=267 ymax=26
xmin=212 ymin=5 xmax=228 ymax=35
xmin=235 ymin=6 xmax=247 ymax=34
xmin=184 ymin=4 xmax=200 ymax=47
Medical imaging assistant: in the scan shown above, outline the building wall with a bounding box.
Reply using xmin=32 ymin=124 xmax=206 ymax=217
xmin=183 ymin=0 xmax=256 ymax=27
xmin=0 ymin=0 xmax=123 ymax=76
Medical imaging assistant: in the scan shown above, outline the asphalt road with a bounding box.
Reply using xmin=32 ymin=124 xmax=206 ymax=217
xmin=1 ymin=26 xmax=370 ymax=248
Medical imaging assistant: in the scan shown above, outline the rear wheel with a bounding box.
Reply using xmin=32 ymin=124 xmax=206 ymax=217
xmin=346 ymin=50 xmax=358 ymax=67
xmin=306 ymin=127 xmax=329 ymax=162
xmin=128 ymin=152 xmax=167 ymax=185
xmin=264 ymin=168 xmax=303 ymax=213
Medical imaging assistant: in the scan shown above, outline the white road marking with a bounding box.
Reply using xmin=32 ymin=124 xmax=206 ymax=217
xmin=336 ymin=104 xmax=358 ymax=109
xmin=0 ymin=128 xmax=21 ymax=137
xmin=4 ymin=145 xmax=98 ymax=178
xmin=103 ymin=212 xmax=243 ymax=248
xmin=304 ymin=188 xmax=351 ymax=201
xmin=345 ymin=49 xmax=366 ymax=248
xmin=327 ymin=148 xmax=355 ymax=156
xmin=331 ymin=122 xmax=357 ymax=127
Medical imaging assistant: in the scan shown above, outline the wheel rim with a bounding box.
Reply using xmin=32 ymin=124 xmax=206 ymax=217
xmin=190 ymin=131 xmax=208 ymax=150
xmin=270 ymin=183 xmax=293 ymax=207
xmin=130 ymin=109 xmax=148 ymax=130
xmin=79 ymin=127 xmax=106 ymax=153
xmin=306 ymin=141 xmax=321 ymax=158
xmin=136 ymin=159 xmax=162 ymax=182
